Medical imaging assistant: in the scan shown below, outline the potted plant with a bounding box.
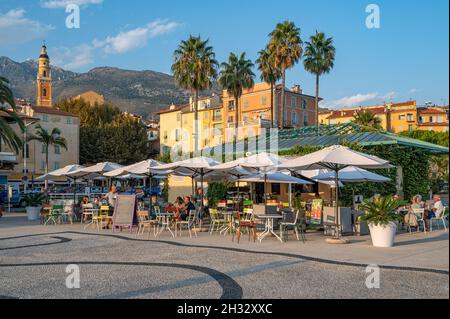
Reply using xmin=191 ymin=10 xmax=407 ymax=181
xmin=359 ymin=195 xmax=403 ymax=248
xmin=23 ymin=193 xmax=47 ymax=221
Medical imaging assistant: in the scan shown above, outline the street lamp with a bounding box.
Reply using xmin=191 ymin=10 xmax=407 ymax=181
xmin=23 ymin=120 xmax=38 ymax=194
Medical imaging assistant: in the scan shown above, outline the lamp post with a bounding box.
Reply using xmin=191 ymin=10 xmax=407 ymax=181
xmin=23 ymin=120 xmax=37 ymax=194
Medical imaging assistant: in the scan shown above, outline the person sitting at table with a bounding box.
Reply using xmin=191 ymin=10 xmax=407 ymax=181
xmin=149 ymin=195 xmax=160 ymax=219
xmin=424 ymin=195 xmax=444 ymax=230
xmin=104 ymin=185 xmax=118 ymax=212
xmin=172 ymin=197 xmax=185 ymax=221
xmin=411 ymin=195 xmax=424 ymax=209
xmin=181 ymin=196 xmax=196 ymax=221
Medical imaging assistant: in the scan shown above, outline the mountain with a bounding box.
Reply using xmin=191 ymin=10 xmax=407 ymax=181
xmin=0 ymin=56 xmax=200 ymax=118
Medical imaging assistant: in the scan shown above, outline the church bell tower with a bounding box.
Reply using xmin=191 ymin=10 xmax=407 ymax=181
xmin=36 ymin=44 xmax=52 ymax=107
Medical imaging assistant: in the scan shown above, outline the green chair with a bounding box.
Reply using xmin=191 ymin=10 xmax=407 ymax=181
xmin=44 ymin=205 xmax=64 ymax=225
xmin=209 ymin=209 xmax=227 ymax=235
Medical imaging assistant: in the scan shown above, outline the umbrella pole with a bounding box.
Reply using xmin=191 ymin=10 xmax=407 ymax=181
xmin=73 ymin=177 xmax=77 ymax=215
xmin=148 ymin=169 xmax=152 ymax=214
xmin=334 ymin=168 xmax=340 ymax=239
xmin=264 ymin=173 xmax=268 ymax=215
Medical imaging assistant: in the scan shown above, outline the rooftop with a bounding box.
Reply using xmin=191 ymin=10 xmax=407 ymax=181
xmin=204 ymin=123 xmax=449 ymax=156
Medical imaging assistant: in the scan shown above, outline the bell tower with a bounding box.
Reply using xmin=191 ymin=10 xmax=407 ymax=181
xmin=36 ymin=44 xmax=52 ymax=107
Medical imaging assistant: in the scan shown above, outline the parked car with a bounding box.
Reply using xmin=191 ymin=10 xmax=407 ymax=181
xmin=0 ymin=189 xmax=26 ymax=208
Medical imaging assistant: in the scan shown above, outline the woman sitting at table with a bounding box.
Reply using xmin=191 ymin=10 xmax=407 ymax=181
xmin=411 ymin=195 xmax=424 ymax=209
xmin=172 ymin=197 xmax=185 ymax=221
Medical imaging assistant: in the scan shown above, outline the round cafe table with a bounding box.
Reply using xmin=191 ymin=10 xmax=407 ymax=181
xmin=257 ymin=215 xmax=283 ymax=243
xmin=156 ymin=213 xmax=175 ymax=238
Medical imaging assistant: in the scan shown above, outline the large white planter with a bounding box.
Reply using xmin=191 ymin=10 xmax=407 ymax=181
xmin=26 ymin=206 xmax=42 ymax=221
xmin=368 ymin=222 xmax=397 ymax=248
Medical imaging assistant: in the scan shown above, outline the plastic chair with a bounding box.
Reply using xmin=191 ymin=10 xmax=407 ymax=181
xmin=233 ymin=210 xmax=257 ymax=243
xmin=280 ymin=210 xmax=306 ymax=243
xmin=209 ymin=209 xmax=227 ymax=235
xmin=412 ymin=208 xmax=427 ymax=233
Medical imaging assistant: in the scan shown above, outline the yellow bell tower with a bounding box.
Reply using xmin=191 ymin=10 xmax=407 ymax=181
xmin=36 ymin=44 xmax=52 ymax=107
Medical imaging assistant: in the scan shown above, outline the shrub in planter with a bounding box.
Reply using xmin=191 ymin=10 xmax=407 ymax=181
xmin=359 ymin=195 xmax=404 ymax=248
xmin=23 ymin=193 xmax=48 ymax=221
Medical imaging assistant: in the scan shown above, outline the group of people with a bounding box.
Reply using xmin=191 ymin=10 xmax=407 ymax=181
xmin=164 ymin=188 xmax=208 ymax=222
xmin=403 ymin=194 xmax=445 ymax=231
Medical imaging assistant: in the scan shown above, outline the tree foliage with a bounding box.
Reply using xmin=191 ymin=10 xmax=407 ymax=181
xmin=400 ymin=130 xmax=449 ymax=192
xmin=55 ymin=98 xmax=148 ymax=165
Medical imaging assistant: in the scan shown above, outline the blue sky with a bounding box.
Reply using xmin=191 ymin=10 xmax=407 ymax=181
xmin=0 ymin=0 xmax=448 ymax=108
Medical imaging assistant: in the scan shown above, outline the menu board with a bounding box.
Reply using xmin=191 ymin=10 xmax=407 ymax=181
xmin=310 ymin=199 xmax=323 ymax=225
xmin=112 ymin=195 xmax=137 ymax=230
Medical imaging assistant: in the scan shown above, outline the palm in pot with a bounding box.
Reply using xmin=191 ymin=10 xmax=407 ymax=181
xmin=359 ymin=195 xmax=403 ymax=247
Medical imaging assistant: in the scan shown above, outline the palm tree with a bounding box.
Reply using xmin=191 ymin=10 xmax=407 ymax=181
xmin=303 ymin=31 xmax=336 ymax=130
xmin=268 ymin=21 xmax=303 ymax=129
xmin=256 ymin=47 xmax=281 ymax=128
xmin=0 ymin=77 xmax=24 ymax=153
xmin=352 ymin=110 xmax=383 ymax=130
xmin=28 ymin=125 xmax=67 ymax=188
xmin=172 ymin=36 xmax=218 ymax=154
xmin=219 ymin=52 xmax=255 ymax=155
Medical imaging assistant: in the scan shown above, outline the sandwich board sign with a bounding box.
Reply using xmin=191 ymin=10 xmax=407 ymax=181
xmin=112 ymin=195 xmax=137 ymax=232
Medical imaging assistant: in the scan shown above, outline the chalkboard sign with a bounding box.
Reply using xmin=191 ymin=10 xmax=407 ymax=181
xmin=112 ymin=195 xmax=137 ymax=232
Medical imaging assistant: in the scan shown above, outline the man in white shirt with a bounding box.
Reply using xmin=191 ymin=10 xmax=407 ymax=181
xmin=427 ymin=195 xmax=444 ymax=230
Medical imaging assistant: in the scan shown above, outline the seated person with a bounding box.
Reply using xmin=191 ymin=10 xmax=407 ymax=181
xmin=411 ymin=195 xmax=424 ymax=209
xmin=173 ymin=197 xmax=185 ymax=221
xmin=428 ymin=195 xmax=444 ymax=221
xmin=149 ymin=195 xmax=160 ymax=219
xmin=181 ymin=196 xmax=196 ymax=221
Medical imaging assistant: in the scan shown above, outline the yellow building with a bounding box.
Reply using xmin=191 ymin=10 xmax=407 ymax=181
xmin=417 ymin=107 xmax=449 ymax=132
xmin=157 ymin=82 xmax=318 ymax=201
xmin=319 ymin=100 xmax=449 ymax=133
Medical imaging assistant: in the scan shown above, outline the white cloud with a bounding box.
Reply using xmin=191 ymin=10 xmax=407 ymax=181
xmin=409 ymin=88 xmax=419 ymax=94
xmin=320 ymin=92 xmax=398 ymax=109
xmin=50 ymin=19 xmax=180 ymax=71
xmin=41 ymin=0 xmax=103 ymax=9
xmin=0 ymin=9 xmax=54 ymax=45
xmin=52 ymin=44 xmax=94 ymax=70
xmin=92 ymin=20 xmax=180 ymax=54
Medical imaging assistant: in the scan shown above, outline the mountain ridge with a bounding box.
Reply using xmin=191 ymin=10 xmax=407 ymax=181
xmin=0 ymin=56 xmax=199 ymax=118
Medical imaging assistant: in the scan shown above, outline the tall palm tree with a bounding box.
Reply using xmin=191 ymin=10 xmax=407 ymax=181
xmin=268 ymin=21 xmax=303 ymax=129
xmin=28 ymin=125 xmax=67 ymax=188
xmin=219 ymin=52 xmax=255 ymax=154
xmin=256 ymin=47 xmax=281 ymax=128
xmin=303 ymin=31 xmax=336 ymax=130
xmin=352 ymin=110 xmax=383 ymax=130
xmin=172 ymin=36 xmax=218 ymax=154
xmin=0 ymin=77 xmax=24 ymax=153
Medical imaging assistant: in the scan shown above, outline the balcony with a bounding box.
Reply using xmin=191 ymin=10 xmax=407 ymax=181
xmin=226 ymin=118 xmax=271 ymax=129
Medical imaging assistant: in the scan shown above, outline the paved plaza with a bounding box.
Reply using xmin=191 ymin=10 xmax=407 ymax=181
xmin=0 ymin=213 xmax=448 ymax=299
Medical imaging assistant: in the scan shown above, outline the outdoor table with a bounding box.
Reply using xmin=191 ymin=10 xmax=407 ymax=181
xmin=218 ymin=211 xmax=234 ymax=235
xmin=156 ymin=213 xmax=175 ymax=238
xmin=256 ymin=214 xmax=283 ymax=243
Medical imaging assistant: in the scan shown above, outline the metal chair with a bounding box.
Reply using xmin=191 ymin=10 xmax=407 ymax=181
xmin=175 ymin=211 xmax=197 ymax=238
xmin=412 ymin=208 xmax=426 ymax=233
xmin=280 ymin=210 xmax=306 ymax=243
xmin=430 ymin=207 xmax=448 ymax=232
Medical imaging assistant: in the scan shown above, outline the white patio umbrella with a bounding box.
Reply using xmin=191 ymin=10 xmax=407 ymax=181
xmin=313 ymin=166 xmax=391 ymax=210
xmin=279 ymin=145 xmax=391 ymax=239
xmin=36 ymin=164 xmax=91 ymax=212
xmin=313 ymin=166 xmax=391 ymax=183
